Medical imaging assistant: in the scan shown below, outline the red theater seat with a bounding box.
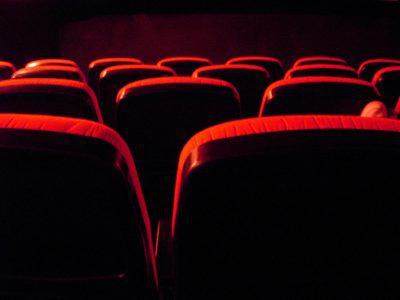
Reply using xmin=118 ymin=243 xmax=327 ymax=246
xmin=98 ymin=64 xmax=176 ymax=127
xmin=88 ymin=58 xmax=143 ymax=91
xmin=226 ymin=56 xmax=284 ymax=81
xmin=0 ymin=78 xmax=102 ymax=122
xmin=0 ymin=61 xmax=16 ymax=80
xmin=372 ymin=66 xmax=400 ymax=109
xmin=116 ymin=77 xmax=240 ymax=229
xmin=25 ymin=59 xmax=79 ymax=69
xmin=294 ymin=56 xmax=348 ymax=67
xmin=0 ymin=114 xmax=157 ymax=299
xmin=194 ymin=64 xmax=271 ymax=117
xmin=358 ymin=59 xmax=400 ymax=82
xmin=13 ymin=66 xmax=86 ymax=82
xmin=260 ymin=77 xmax=380 ymax=116
xmin=285 ymin=64 xmax=358 ymax=79
xmin=157 ymin=57 xmax=212 ymax=76
xmin=172 ymin=115 xmax=400 ymax=299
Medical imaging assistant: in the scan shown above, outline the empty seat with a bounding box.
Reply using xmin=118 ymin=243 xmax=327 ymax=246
xmin=194 ymin=64 xmax=271 ymax=117
xmin=157 ymin=57 xmax=212 ymax=76
xmin=0 ymin=114 xmax=157 ymax=299
xmin=172 ymin=115 xmax=400 ymax=299
xmin=285 ymin=64 xmax=358 ymax=79
xmin=372 ymin=66 xmax=400 ymax=108
xmin=226 ymin=56 xmax=284 ymax=81
xmin=116 ymin=77 xmax=240 ymax=228
xmin=358 ymin=59 xmax=400 ymax=82
xmin=88 ymin=58 xmax=143 ymax=91
xmin=13 ymin=66 xmax=86 ymax=82
xmin=0 ymin=61 xmax=16 ymax=80
xmin=260 ymin=77 xmax=380 ymax=116
xmin=294 ymin=56 xmax=348 ymax=67
xmin=0 ymin=78 xmax=102 ymax=122
xmin=25 ymin=58 xmax=79 ymax=69
xmin=98 ymin=65 xmax=176 ymax=127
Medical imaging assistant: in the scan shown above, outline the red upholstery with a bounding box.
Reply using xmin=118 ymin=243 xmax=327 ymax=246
xmin=0 ymin=113 xmax=157 ymax=296
xmin=173 ymin=114 xmax=400 ymax=230
xmin=25 ymin=59 xmax=79 ymax=69
xmin=226 ymin=56 xmax=283 ymax=81
xmin=0 ymin=61 xmax=16 ymax=80
xmin=285 ymin=64 xmax=358 ymax=79
xmin=117 ymin=76 xmax=239 ymax=101
xmin=88 ymin=58 xmax=143 ymax=91
xmin=260 ymin=76 xmax=380 ymax=116
xmin=0 ymin=78 xmax=102 ymax=122
xmin=172 ymin=114 xmax=400 ymax=298
xmin=100 ymin=64 xmax=176 ymax=79
xmin=294 ymin=56 xmax=348 ymax=67
xmin=98 ymin=65 xmax=176 ymax=126
xmin=13 ymin=66 xmax=86 ymax=82
xmin=194 ymin=64 xmax=271 ymax=117
xmin=157 ymin=56 xmax=212 ymax=76
xmin=116 ymin=76 xmax=240 ymax=229
xmin=372 ymin=66 xmax=400 ymax=108
xmin=358 ymin=59 xmax=400 ymax=81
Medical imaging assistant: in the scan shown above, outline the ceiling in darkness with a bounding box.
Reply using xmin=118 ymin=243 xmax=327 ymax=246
xmin=1 ymin=0 xmax=399 ymax=21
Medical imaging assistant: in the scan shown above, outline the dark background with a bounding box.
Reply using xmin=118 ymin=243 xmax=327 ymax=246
xmin=0 ymin=0 xmax=399 ymax=70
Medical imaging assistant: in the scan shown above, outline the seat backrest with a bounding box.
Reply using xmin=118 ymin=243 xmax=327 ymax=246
xmin=372 ymin=66 xmax=400 ymax=108
xmin=25 ymin=59 xmax=79 ymax=69
xmin=98 ymin=64 xmax=176 ymax=127
xmin=0 ymin=114 xmax=157 ymax=299
xmin=13 ymin=66 xmax=86 ymax=82
xmin=157 ymin=57 xmax=212 ymax=76
xmin=194 ymin=64 xmax=271 ymax=117
xmin=358 ymin=59 xmax=400 ymax=81
xmin=88 ymin=58 xmax=143 ymax=92
xmin=0 ymin=61 xmax=16 ymax=80
xmin=0 ymin=78 xmax=102 ymax=122
xmin=294 ymin=56 xmax=348 ymax=67
xmin=285 ymin=64 xmax=358 ymax=79
xmin=116 ymin=77 xmax=240 ymax=228
xmin=226 ymin=56 xmax=284 ymax=81
xmin=260 ymin=77 xmax=380 ymax=116
xmin=173 ymin=115 xmax=400 ymax=299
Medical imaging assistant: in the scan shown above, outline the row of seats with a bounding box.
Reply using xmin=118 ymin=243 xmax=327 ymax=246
xmin=3 ymin=57 xmax=400 ymax=120
xmin=1 ymin=113 xmax=400 ymax=299
xmin=0 ymin=56 xmax=399 ymax=231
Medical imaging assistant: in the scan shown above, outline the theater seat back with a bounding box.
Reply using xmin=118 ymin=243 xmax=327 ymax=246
xmin=0 ymin=114 xmax=157 ymax=299
xmin=0 ymin=61 xmax=16 ymax=80
xmin=117 ymin=77 xmax=240 ymax=226
xmin=173 ymin=115 xmax=400 ymax=299
xmin=98 ymin=65 xmax=176 ymax=127
xmin=157 ymin=57 xmax=212 ymax=76
xmin=260 ymin=77 xmax=380 ymax=116
xmin=88 ymin=58 xmax=143 ymax=91
xmin=194 ymin=64 xmax=271 ymax=117
xmin=0 ymin=78 xmax=102 ymax=122
xmin=226 ymin=56 xmax=284 ymax=81
xmin=285 ymin=64 xmax=358 ymax=79
xmin=13 ymin=66 xmax=86 ymax=82
xmin=358 ymin=59 xmax=400 ymax=82
xmin=372 ymin=66 xmax=400 ymax=108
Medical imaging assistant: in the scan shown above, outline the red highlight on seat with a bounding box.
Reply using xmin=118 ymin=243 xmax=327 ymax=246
xmin=25 ymin=59 xmax=79 ymax=69
xmin=13 ymin=66 xmax=86 ymax=82
xmin=294 ymin=56 xmax=348 ymax=67
xmin=0 ymin=61 xmax=16 ymax=80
